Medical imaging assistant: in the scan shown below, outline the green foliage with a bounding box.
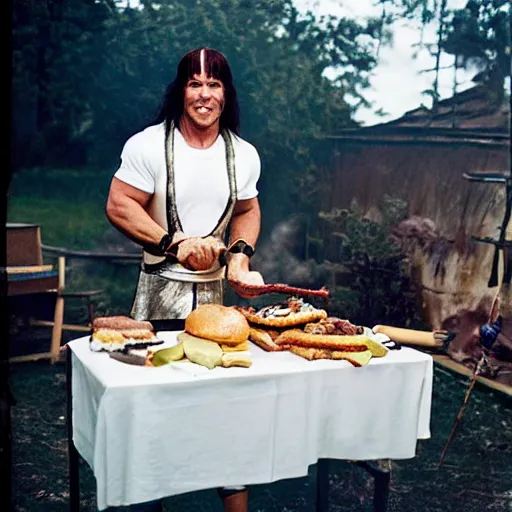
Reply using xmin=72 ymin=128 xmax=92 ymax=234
xmin=11 ymin=0 xmax=113 ymax=167
xmin=8 ymin=167 xmax=113 ymax=201
xmin=442 ymin=0 xmax=511 ymax=86
xmin=316 ymin=197 xmax=423 ymax=328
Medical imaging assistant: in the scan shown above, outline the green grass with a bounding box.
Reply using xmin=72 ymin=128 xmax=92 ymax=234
xmin=8 ymin=167 xmax=114 ymax=249
xmin=8 ymin=196 xmax=110 ymax=250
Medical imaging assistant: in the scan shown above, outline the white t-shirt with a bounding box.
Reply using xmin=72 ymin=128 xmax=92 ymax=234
xmin=114 ymin=123 xmax=260 ymax=237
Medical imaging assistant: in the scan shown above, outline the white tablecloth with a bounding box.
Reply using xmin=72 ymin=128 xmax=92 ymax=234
xmin=69 ymin=334 xmax=433 ymax=510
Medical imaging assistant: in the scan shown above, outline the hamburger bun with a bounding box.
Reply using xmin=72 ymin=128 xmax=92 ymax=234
xmin=185 ymin=304 xmax=250 ymax=346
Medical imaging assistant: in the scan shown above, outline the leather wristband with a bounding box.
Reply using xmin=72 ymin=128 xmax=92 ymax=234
xmin=227 ymin=239 xmax=255 ymax=258
xmin=144 ymin=233 xmax=177 ymax=257
xmin=157 ymin=233 xmax=174 ymax=255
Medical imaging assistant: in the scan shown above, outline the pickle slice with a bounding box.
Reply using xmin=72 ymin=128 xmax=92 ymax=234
xmin=151 ymin=343 xmax=185 ymax=366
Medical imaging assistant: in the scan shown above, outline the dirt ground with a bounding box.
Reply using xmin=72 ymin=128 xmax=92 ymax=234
xmin=8 ymin=340 xmax=512 ymax=512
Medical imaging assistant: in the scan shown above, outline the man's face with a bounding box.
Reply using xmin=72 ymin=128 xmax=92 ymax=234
xmin=183 ymin=72 xmax=225 ymax=131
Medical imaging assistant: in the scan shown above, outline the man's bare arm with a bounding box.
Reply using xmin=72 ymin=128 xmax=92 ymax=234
xmin=227 ymin=197 xmax=264 ymax=286
xmin=106 ymin=177 xmax=167 ymax=246
xmin=229 ymin=197 xmax=261 ymax=248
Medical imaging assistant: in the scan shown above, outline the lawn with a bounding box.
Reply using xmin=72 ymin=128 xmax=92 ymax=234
xmin=8 ymin=196 xmax=110 ymax=250
xmin=9 ymin=354 xmax=512 ymax=512
xmin=7 ymin=167 xmax=113 ymax=250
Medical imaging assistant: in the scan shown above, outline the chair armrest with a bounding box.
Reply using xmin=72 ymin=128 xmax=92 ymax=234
xmin=60 ymin=290 xmax=103 ymax=299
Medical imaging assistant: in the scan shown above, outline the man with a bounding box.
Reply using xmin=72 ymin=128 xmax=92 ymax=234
xmin=105 ymin=48 xmax=263 ymax=512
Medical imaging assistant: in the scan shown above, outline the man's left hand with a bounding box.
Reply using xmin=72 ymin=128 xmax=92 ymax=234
xmin=227 ymin=253 xmax=264 ymax=297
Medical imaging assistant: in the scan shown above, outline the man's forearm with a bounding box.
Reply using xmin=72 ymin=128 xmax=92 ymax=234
xmin=227 ymin=198 xmax=261 ymax=273
xmin=229 ymin=200 xmax=261 ymax=248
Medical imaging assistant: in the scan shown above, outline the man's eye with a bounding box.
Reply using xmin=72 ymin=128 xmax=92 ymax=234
xmin=189 ymin=82 xmax=200 ymax=87
xmin=209 ymin=82 xmax=221 ymax=88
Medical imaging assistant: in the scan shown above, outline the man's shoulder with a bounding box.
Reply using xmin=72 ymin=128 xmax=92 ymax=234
xmin=230 ymin=133 xmax=259 ymax=158
xmin=125 ymin=123 xmax=165 ymax=149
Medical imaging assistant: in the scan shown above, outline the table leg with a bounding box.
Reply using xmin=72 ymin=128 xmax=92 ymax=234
xmin=356 ymin=460 xmax=391 ymax=512
xmin=315 ymin=459 xmax=330 ymax=512
xmin=66 ymin=349 xmax=80 ymax=511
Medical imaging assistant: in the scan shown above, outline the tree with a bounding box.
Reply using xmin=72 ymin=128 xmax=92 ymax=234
xmin=11 ymin=0 xmax=113 ymax=168
xmin=376 ymin=0 xmax=510 ymax=106
xmin=442 ymin=0 xmax=511 ymax=97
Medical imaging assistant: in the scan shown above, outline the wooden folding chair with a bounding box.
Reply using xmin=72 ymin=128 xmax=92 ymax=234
xmin=7 ymin=224 xmax=101 ymax=364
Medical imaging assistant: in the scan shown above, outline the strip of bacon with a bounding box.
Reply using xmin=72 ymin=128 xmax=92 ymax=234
xmin=229 ymin=280 xmax=329 ymax=299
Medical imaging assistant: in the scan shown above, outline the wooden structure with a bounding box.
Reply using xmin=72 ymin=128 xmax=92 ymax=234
xmin=433 ymin=355 xmax=512 ymax=398
xmin=7 ymin=223 xmax=100 ymax=364
xmin=318 ymin=84 xmax=511 ymax=385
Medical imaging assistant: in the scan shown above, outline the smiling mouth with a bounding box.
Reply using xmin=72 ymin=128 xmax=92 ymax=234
xmin=196 ymin=106 xmax=212 ymax=114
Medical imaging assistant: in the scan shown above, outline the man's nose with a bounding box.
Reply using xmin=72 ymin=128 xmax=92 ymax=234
xmin=199 ymin=85 xmax=211 ymax=98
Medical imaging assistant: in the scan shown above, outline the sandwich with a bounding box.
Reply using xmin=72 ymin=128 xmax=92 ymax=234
xmin=178 ymin=304 xmax=253 ymax=368
xmin=90 ymin=316 xmax=162 ymax=352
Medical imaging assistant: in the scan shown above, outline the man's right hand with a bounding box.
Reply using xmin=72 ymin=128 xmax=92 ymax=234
xmin=175 ymin=236 xmax=225 ymax=271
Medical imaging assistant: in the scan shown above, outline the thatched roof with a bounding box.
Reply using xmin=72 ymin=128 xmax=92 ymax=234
xmin=381 ymin=85 xmax=510 ymax=132
xmin=327 ymin=85 xmax=510 ymax=147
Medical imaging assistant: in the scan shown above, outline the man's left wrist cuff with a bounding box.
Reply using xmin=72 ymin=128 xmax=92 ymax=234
xmin=227 ymin=238 xmax=255 ymax=258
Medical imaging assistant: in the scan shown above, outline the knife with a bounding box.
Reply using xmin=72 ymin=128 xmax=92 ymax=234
xmin=109 ymin=352 xmax=148 ymax=366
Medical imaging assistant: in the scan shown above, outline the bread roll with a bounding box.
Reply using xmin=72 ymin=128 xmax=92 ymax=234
xmin=185 ymin=304 xmax=250 ymax=346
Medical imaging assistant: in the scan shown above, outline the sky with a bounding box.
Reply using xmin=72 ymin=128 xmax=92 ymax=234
xmin=123 ymin=0 xmax=486 ymax=126
xmin=295 ymin=0 xmax=479 ymax=125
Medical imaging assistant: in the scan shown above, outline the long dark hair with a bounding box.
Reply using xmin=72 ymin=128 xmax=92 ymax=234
xmin=154 ymin=48 xmax=240 ymax=136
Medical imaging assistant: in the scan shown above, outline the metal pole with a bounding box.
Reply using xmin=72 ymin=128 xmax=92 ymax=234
xmin=315 ymin=459 xmax=330 ymax=512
